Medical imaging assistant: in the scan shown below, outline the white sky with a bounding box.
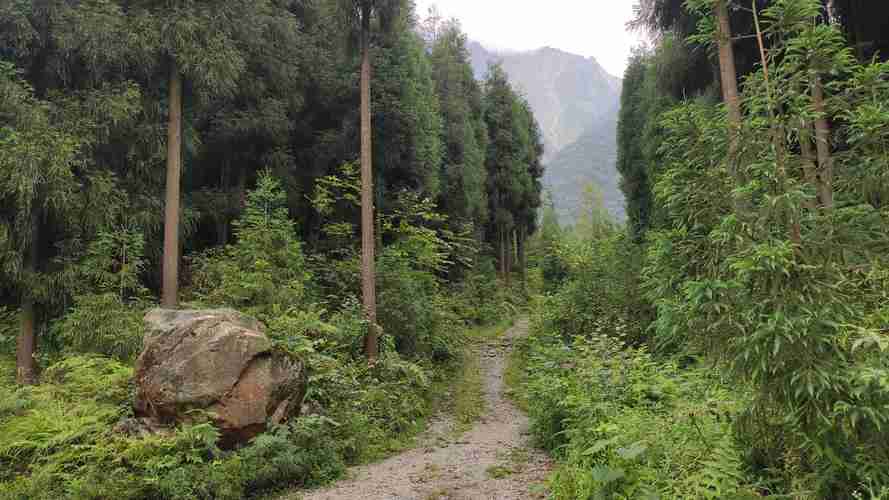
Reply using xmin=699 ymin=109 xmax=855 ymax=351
xmin=414 ymin=0 xmax=645 ymax=78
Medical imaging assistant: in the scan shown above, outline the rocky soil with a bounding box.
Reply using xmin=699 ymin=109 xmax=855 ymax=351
xmin=291 ymin=318 xmax=552 ymax=500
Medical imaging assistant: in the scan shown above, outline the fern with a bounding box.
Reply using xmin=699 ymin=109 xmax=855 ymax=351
xmin=681 ymin=433 xmax=748 ymax=499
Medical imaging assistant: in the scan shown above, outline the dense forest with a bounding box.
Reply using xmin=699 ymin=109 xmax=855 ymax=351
xmin=468 ymin=42 xmax=627 ymax=223
xmin=511 ymin=0 xmax=889 ymax=498
xmin=3 ymin=0 xmax=889 ymax=499
xmin=0 ymin=0 xmax=544 ymax=497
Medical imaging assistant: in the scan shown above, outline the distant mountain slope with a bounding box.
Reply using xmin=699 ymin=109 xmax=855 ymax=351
xmin=545 ymin=115 xmax=623 ymax=221
xmin=469 ymin=41 xmax=626 ymax=222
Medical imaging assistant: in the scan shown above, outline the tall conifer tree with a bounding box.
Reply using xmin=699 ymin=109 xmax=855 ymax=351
xmin=339 ymin=0 xmax=403 ymax=360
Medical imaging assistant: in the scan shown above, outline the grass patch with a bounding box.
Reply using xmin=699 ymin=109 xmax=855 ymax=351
xmin=465 ymin=318 xmax=514 ymax=343
xmin=486 ymin=464 xmax=515 ymax=479
xmin=488 ymin=446 xmax=532 ymax=480
xmin=449 ymin=319 xmax=514 ymax=435
xmin=450 ymin=350 xmax=484 ymax=435
xmin=424 ymin=487 xmax=458 ymax=499
xmin=503 ymin=334 xmax=529 ymax=412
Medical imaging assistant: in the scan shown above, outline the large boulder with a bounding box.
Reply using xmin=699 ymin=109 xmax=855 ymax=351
xmin=134 ymin=308 xmax=307 ymax=447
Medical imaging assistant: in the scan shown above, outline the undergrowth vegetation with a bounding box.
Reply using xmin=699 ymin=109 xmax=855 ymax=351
xmin=516 ymin=1 xmax=889 ymax=497
xmin=519 ymin=226 xmax=762 ymax=499
xmin=0 ymin=173 xmax=524 ymax=500
xmin=0 ymin=1 xmax=539 ymax=497
xmin=519 ymin=316 xmax=759 ymax=499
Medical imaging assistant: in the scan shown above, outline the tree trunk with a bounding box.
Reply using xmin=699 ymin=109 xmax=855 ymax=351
xmin=375 ymin=182 xmax=383 ymax=253
xmin=800 ymin=121 xmax=818 ymax=210
xmin=236 ymin=165 xmax=247 ymax=211
xmin=162 ymin=59 xmax=183 ymax=308
xmin=16 ymin=209 xmax=39 ymax=386
xmin=217 ymin=159 xmax=230 ymax=246
xmin=360 ymin=15 xmax=379 ymax=361
xmin=812 ymin=75 xmax=834 ymax=209
xmin=518 ymin=225 xmax=526 ymax=285
xmin=511 ymin=229 xmax=517 ymax=274
xmin=715 ymin=0 xmax=743 ymax=180
xmin=504 ymin=228 xmax=511 ymax=286
xmin=499 ymin=227 xmax=507 ymax=278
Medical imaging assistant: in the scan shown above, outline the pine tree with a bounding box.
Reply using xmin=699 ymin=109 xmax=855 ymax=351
xmin=429 ymin=20 xmax=488 ymax=235
xmin=617 ymin=51 xmax=653 ymax=239
xmin=128 ymin=0 xmax=254 ymax=307
xmin=482 ymin=64 xmax=542 ymax=282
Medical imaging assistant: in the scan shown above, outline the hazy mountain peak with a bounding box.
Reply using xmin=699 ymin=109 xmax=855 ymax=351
xmin=469 ymin=41 xmax=626 ymax=222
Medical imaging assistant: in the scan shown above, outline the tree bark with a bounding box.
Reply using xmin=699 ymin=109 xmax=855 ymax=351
xmin=715 ymin=0 xmax=743 ymax=181
xmin=375 ymin=183 xmax=383 ymax=254
xmin=162 ymin=59 xmax=182 ymax=308
xmin=504 ymin=228 xmax=511 ymax=286
xmin=236 ymin=164 xmax=247 ymax=211
xmin=499 ymin=227 xmax=507 ymax=279
xmin=218 ymin=159 xmax=231 ymax=246
xmin=16 ymin=209 xmax=39 ymax=386
xmin=799 ymin=121 xmax=819 ymax=210
xmin=518 ymin=225 xmax=526 ymax=285
xmin=360 ymin=12 xmax=379 ymax=361
xmin=812 ymin=75 xmax=834 ymax=209
xmin=511 ymin=228 xmax=517 ymax=273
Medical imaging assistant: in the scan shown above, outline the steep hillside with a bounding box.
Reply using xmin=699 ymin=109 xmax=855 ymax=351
xmin=545 ymin=115 xmax=622 ymax=221
xmin=469 ymin=42 xmax=626 ymax=222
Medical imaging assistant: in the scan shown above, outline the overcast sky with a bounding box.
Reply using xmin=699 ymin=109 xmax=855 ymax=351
xmin=414 ymin=0 xmax=645 ymax=78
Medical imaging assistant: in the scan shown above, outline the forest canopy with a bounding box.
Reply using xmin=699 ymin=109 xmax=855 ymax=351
xmin=0 ymin=1 xmax=544 ymax=497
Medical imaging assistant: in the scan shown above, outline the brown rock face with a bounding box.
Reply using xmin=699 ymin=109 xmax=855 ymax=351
xmin=134 ymin=309 xmax=307 ymax=447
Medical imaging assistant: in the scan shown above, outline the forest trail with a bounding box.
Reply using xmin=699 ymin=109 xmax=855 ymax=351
xmin=292 ymin=318 xmax=552 ymax=500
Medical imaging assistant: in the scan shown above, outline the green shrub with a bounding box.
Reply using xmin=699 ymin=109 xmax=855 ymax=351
xmin=51 ymin=294 xmax=146 ymax=361
xmin=536 ymin=232 xmax=652 ymax=347
xmin=1 ymin=172 xmax=526 ymax=499
xmin=238 ymin=418 xmax=345 ymax=492
xmin=304 ymin=349 xmax=434 ymax=464
xmin=448 ymin=258 xmax=522 ymax=326
xmin=520 ymin=326 xmax=759 ymax=499
xmin=636 ymin=5 xmax=889 ymax=494
xmin=377 ymin=249 xmax=465 ymax=360
xmin=191 ymin=171 xmax=311 ymax=320
xmin=1 ymin=381 xmax=347 ymax=500
xmin=0 ymin=308 xmax=16 ymax=356
xmin=0 ymin=356 xmax=132 ymax=483
xmin=1 ymin=422 xmax=240 ymax=500
xmin=39 ymin=222 xmax=152 ymax=362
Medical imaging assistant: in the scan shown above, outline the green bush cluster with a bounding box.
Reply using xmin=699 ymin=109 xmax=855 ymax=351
xmin=526 ymin=206 xmax=889 ymax=498
xmin=636 ymin=6 xmax=889 ymax=493
xmin=190 ymin=173 xmax=311 ymax=322
xmin=534 ymin=233 xmax=652 ymax=347
xmin=50 ymin=294 xmax=147 ymax=362
xmin=519 ymin=230 xmax=759 ymax=498
xmin=518 ymin=325 xmax=759 ymax=499
xmin=590 ymin=1 xmax=889 ymax=497
xmin=447 ymin=258 xmax=524 ymax=327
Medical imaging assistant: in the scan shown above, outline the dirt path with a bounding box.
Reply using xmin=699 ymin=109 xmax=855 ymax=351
xmin=292 ymin=318 xmax=552 ymax=500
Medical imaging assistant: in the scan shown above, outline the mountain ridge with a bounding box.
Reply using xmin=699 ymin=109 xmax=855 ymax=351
xmin=468 ymin=41 xmax=626 ymax=222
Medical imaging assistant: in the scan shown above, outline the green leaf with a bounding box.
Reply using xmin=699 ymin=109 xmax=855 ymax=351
xmin=590 ymin=465 xmax=626 ymax=484
xmin=581 ymin=437 xmax=620 ymax=456
xmin=616 ymin=441 xmax=648 ymax=461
